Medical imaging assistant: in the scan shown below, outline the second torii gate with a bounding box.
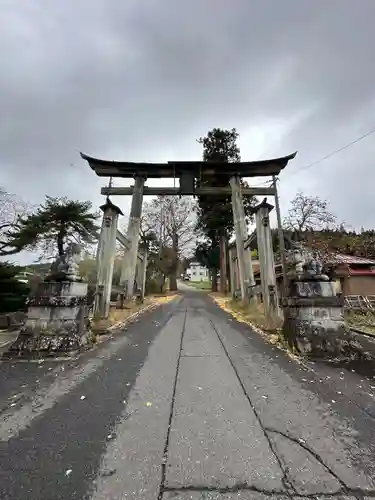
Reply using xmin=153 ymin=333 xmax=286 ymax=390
xmin=81 ymin=151 xmax=296 ymax=313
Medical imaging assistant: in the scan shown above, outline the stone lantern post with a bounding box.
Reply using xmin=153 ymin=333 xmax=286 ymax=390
xmin=96 ymin=198 xmax=123 ymax=318
xmin=254 ymin=198 xmax=278 ymax=318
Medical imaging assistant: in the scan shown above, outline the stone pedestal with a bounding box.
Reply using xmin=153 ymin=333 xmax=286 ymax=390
xmin=282 ymin=278 xmax=362 ymax=358
xmin=4 ymin=281 xmax=90 ymax=358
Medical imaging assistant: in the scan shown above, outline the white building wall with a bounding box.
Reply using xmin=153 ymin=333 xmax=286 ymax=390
xmin=187 ymin=262 xmax=209 ymax=282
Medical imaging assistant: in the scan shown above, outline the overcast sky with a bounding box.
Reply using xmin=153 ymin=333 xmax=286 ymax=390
xmin=1 ymin=0 xmax=375 ymax=258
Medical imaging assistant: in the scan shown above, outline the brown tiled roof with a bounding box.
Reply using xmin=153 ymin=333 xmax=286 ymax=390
xmin=330 ymin=254 xmax=375 ymax=265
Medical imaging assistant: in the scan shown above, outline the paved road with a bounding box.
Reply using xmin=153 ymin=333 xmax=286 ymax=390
xmin=1 ymin=289 xmax=375 ymax=499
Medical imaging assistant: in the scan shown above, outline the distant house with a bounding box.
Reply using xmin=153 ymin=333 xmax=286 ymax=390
xmin=229 ymin=235 xmax=375 ymax=298
xmin=186 ymin=261 xmax=210 ymax=282
xmin=326 ymin=254 xmax=375 ymax=296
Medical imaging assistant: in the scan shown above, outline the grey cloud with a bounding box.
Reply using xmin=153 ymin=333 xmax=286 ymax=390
xmin=0 ymin=0 xmax=375 ymax=234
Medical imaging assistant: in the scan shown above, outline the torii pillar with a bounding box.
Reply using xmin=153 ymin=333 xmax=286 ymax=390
xmin=96 ymin=199 xmax=123 ymax=318
xmin=230 ymin=175 xmax=256 ymax=304
xmin=254 ymin=199 xmax=278 ymax=318
xmin=120 ymin=175 xmax=146 ymax=299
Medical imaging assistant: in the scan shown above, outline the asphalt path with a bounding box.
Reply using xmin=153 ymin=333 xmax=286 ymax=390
xmin=0 ymin=288 xmax=375 ymax=499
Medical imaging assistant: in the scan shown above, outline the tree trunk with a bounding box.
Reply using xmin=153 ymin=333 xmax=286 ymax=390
xmin=57 ymin=229 xmax=65 ymax=256
xmin=226 ymin=239 xmax=231 ymax=294
xmin=169 ymin=275 xmax=177 ymax=291
xmin=211 ymin=268 xmax=218 ymax=292
xmin=169 ymin=233 xmax=179 ymax=292
xmin=219 ymin=235 xmax=228 ymax=294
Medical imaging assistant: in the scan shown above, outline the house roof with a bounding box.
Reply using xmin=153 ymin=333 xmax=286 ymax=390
xmin=251 ymin=254 xmax=375 ymax=278
xmin=331 ymin=254 xmax=375 ymax=265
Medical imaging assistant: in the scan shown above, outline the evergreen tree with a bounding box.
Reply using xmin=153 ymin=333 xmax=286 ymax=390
xmin=2 ymin=196 xmax=100 ymax=257
xmin=196 ymin=128 xmax=255 ymax=290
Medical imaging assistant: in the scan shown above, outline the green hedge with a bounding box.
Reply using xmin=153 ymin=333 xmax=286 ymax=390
xmin=0 ymin=262 xmax=30 ymax=313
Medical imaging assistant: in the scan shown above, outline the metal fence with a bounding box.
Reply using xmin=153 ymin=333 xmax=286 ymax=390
xmin=344 ymin=295 xmax=375 ymax=311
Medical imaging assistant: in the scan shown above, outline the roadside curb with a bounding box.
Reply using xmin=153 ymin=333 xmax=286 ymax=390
xmin=107 ymin=303 xmax=158 ymax=332
xmin=104 ymin=294 xmax=182 ymax=334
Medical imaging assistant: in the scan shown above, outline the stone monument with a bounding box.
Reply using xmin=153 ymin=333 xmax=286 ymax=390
xmin=282 ymin=243 xmax=364 ymax=358
xmin=3 ymin=243 xmax=91 ymax=358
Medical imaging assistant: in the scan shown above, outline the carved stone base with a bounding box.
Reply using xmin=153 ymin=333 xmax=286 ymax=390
xmin=282 ymin=280 xmax=368 ymax=359
xmin=3 ymin=281 xmax=91 ymax=359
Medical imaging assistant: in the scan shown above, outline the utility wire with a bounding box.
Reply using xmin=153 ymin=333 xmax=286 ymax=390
xmin=286 ymin=125 xmax=375 ymax=178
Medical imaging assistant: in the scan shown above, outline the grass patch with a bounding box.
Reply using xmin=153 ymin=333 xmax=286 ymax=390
xmin=345 ymin=310 xmax=375 ymax=337
xmin=92 ymin=294 xmax=178 ymax=334
xmin=184 ymin=281 xmax=212 ymax=290
xmin=210 ymin=294 xmax=285 ymax=348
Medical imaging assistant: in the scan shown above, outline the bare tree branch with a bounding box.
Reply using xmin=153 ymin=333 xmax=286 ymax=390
xmin=283 ymin=192 xmax=336 ymax=235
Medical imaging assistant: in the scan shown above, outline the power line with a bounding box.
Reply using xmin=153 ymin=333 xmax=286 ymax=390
xmin=286 ymin=125 xmax=375 ymax=178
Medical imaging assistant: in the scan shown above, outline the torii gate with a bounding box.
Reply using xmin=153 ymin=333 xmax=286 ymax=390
xmin=81 ymin=151 xmax=296 ymax=317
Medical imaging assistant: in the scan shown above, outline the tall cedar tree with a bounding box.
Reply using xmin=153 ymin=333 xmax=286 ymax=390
xmin=195 ymin=128 xmax=255 ymax=291
xmin=3 ymin=196 xmax=100 ymax=257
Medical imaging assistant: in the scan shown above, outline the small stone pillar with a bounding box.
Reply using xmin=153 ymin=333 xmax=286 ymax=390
xmin=254 ymin=199 xmax=278 ymax=318
xmin=4 ymin=244 xmax=90 ymax=358
xmin=282 ymin=245 xmax=362 ymax=358
xmin=121 ymin=175 xmax=146 ymax=299
xmin=230 ymin=176 xmax=255 ymax=303
xmin=96 ymin=198 xmax=123 ymax=318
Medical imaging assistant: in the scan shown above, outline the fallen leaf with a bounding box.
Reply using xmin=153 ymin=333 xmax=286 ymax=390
xmin=101 ymin=468 xmax=116 ymax=477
